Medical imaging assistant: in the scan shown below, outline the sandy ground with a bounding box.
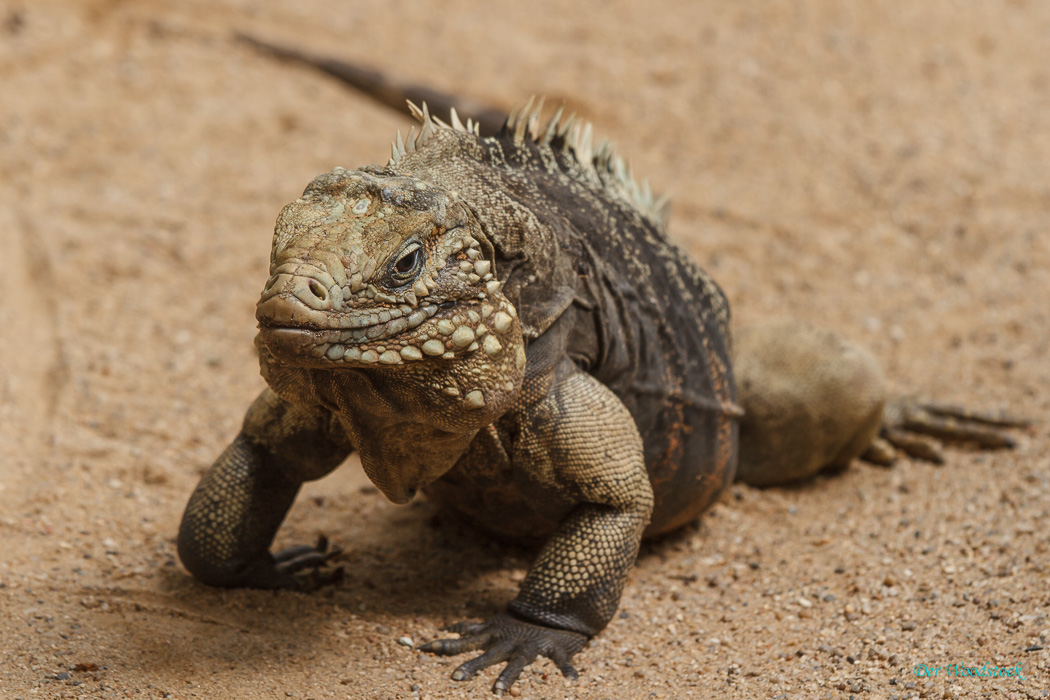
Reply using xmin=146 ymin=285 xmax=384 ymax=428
xmin=1 ymin=1 xmax=1048 ymax=698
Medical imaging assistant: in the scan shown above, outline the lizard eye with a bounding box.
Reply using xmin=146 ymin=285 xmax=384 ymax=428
xmin=395 ymin=248 xmax=419 ymax=274
xmin=388 ymin=244 xmax=424 ymax=284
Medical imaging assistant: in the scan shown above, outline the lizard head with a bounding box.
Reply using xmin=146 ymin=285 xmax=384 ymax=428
xmin=257 ymin=166 xmax=521 ymax=371
xmin=254 ymin=167 xmax=526 ymax=503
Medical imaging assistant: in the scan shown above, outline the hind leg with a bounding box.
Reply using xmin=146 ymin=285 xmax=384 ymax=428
xmin=732 ymin=320 xmax=1028 ymax=487
xmin=731 ymin=320 xmax=886 ymax=487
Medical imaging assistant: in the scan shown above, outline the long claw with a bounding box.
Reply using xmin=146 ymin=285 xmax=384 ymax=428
xmin=919 ymin=401 xmax=1031 ymax=428
xmin=272 ymin=537 xmax=328 ymax=564
xmin=493 ymin=654 xmax=530 ymax=694
xmin=902 ymin=413 xmax=1018 ymax=448
xmin=419 ymin=634 xmax=491 ymax=656
xmin=273 ymin=535 xmax=341 ymax=574
xmin=549 ymin=646 xmax=580 ymax=679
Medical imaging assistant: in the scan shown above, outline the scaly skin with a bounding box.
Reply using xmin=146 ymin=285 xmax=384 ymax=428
xmin=731 ymin=319 xmax=1030 ymax=485
xmin=178 ymin=101 xmax=1027 ymax=694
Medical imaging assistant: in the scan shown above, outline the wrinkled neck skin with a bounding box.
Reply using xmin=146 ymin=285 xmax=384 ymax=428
xmin=258 ymin=316 xmax=526 ymax=504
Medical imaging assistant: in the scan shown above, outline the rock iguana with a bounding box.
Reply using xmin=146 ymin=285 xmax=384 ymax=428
xmin=178 ymin=64 xmax=1025 ymax=694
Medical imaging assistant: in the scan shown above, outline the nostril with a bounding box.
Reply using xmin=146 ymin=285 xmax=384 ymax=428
xmin=307 ymin=279 xmax=329 ymax=302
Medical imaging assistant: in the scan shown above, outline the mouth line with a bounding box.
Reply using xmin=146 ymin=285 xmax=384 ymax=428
xmin=258 ymin=323 xmax=428 ymax=367
xmin=259 ymin=302 xmax=441 ymax=343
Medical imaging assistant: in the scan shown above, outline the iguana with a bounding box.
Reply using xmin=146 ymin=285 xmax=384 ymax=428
xmin=178 ymin=64 xmax=1025 ymax=693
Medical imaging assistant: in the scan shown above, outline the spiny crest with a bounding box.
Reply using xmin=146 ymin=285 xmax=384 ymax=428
xmin=389 ymin=101 xmax=481 ymax=164
xmin=388 ymin=98 xmax=669 ymax=226
xmin=514 ymin=97 xmax=669 ymax=227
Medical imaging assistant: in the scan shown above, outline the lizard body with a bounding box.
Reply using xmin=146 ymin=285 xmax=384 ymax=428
xmin=178 ymin=91 xmax=1024 ymax=693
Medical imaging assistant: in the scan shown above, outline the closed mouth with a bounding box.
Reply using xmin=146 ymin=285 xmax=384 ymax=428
xmin=259 ymin=302 xmax=440 ymax=343
xmin=257 ymin=301 xmax=447 ymax=365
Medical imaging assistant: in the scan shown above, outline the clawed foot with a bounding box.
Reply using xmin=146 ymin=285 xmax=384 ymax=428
xmin=863 ymin=398 xmax=1030 ymax=465
xmin=419 ymin=612 xmax=587 ymax=695
xmin=229 ymin=535 xmax=343 ymax=591
xmin=271 ymin=535 xmax=344 ymax=591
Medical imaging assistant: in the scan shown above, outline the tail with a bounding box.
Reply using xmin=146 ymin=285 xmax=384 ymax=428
xmin=236 ymin=33 xmax=507 ymax=136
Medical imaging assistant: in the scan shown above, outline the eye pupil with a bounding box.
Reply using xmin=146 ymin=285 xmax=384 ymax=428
xmin=395 ymin=249 xmax=418 ymax=274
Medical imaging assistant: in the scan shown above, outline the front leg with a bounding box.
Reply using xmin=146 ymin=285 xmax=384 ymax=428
xmin=422 ymin=360 xmax=653 ymax=694
xmin=177 ymin=388 xmax=353 ymax=590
